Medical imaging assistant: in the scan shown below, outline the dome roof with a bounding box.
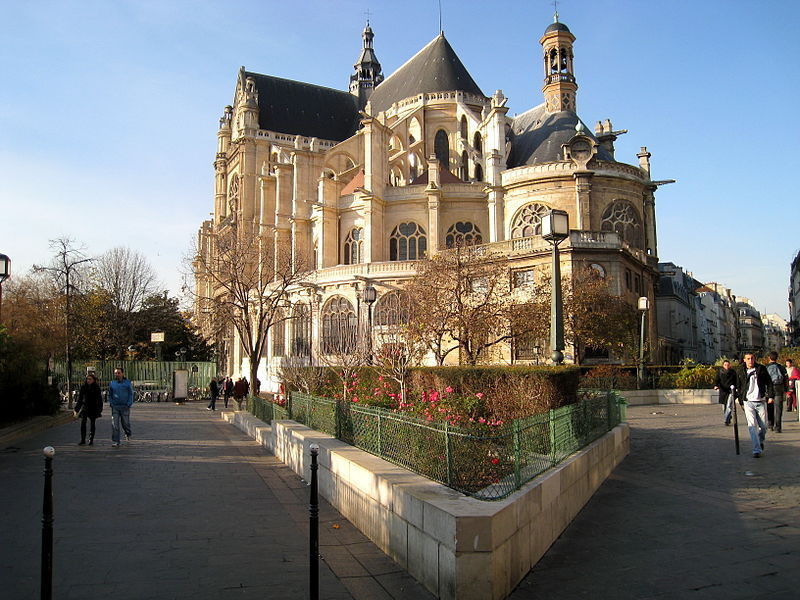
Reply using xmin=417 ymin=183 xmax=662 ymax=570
xmin=544 ymin=21 xmax=571 ymax=34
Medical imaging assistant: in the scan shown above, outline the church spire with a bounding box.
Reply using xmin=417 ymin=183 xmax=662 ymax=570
xmin=350 ymin=21 xmax=384 ymax=108
xmin=539 ymin=17 xmax=577 ymax=113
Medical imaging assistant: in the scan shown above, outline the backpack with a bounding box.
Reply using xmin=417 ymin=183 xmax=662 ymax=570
xmin=767 ymin=363 xmax=784 ymax=385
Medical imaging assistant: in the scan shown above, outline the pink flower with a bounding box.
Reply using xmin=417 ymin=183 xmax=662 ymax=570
xmin=351 ymin=396 xmax=359 ymax=403
xmin=445 ymin=386 xmax=453 ymax=394
xmin=490 ymin=458 xmax=499 ymax=465
xmin=475 ymin=393 xmax=484 ymax=399
xmin=378 ymin=376 xmax=383 ymax=381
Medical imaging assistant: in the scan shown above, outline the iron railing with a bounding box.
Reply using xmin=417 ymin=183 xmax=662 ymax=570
xmin=250 ymin=391 xmax=625 ymax=501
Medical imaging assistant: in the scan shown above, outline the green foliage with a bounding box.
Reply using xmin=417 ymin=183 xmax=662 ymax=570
xmin=280 ymin=364 xmax=580 ymax=423
xmin=0 ymin=327 xmax=61 ymax=425
xmin=580 ymin=364 xmax=638 ymax=390
xmin=672 ymin=362 xmax=717 ymax=389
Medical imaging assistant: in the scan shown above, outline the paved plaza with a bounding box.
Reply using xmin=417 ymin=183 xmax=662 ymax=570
xmin=1 ymin=401 xmax=799 ymax=599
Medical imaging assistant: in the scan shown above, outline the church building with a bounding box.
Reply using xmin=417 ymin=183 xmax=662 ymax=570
xmin=195 ymin=14 xmax=663 ymax=385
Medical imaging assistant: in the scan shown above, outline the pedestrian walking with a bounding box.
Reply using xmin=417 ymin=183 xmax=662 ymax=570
xmin=785 ymin=359 xmax=799 ymax=412
xmin=223 ymin=376 xmax=234 ymax=409
xmin=765 ymin=351 xmax=788 ymax=433
xmin=233 ymin=377 xmax=247 ymax=410
xmin=108 ymin=367 xmax=134 ymax=447
xmin=713 ymin=360 xmax=737 ymax=425
xmin=74 ymin=373 xmax=103 ymax=445
xmin=736 ymin=352 xmax=774 ymax=458
xmin=207 ymin=377 xmax=220 ymax=411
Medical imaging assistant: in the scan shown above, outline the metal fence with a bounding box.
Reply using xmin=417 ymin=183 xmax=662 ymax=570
xmin=51 ymin=360 xmax=217 ymax=391
xmin=250 ymin=391 xmax=625 ymax=501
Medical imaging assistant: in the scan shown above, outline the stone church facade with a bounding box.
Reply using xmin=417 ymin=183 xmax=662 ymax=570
xmin=195 ymin=16 xmax=662 ymax=386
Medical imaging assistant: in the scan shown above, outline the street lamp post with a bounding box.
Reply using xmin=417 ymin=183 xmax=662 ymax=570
xmin=0 ymin=253 xmax=10 ymax=325
xmin=638 ymin=296 xmax=650 ymax=388
xmin=542 ymin=210 xmax=570 ymax=365
xmin=362 ymin=283 xmax=377 ymax=364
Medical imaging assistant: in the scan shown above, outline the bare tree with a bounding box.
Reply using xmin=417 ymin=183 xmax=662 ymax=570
xmin=94 ymin=247 xmax=160 ymax=359
xmin=317 ymin=301 xmax=370 ymax=402
xmin=372 ymin=290 xmax=426 ymax=401
xmin=34 ymin=237 xmax=93 ymax=407
xmin=406 ymin=245 xmax=524 ymax=365
xmin=192 ymin=224 xmax=307 ymax=397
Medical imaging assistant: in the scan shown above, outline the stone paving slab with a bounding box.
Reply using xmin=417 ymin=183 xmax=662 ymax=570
xmin=0 ymin=402 xmax=432 ymax=600
xmin=509 ymin=404 xmax=800 ymax=600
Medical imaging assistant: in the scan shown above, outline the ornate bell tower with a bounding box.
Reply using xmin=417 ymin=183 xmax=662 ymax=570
xmin=350 ymin=22 xmax=384 ymax=108
xmin=539 ymin=14 xmax=577 ymax=113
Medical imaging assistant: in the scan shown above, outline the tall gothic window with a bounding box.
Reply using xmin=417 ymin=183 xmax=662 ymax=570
xmin=343 ymin=227 xmax=363 ymax=264
xmin=291 ymin=304 xmax=311 ymax=357
xmin=389 ymin=222 xmax=427 ymax=261
xmin=601 ymin=200 xmax=643 ymax=248
xmin=473 ymin=132 xmax=482 ymax=155
xmin=272 ymin=310 xmax=285 ymax=358
xmin=321 ymin=296 xmax=358 ymax=354
xmin=510 ymin=203 xmax=550 ymax=238
xmin=445 ymin=222 xmax=483 ymax=248
xmin=434 ymin=129 xmax=449 ymax=169
xmin=459 ymin=151 xmax=469 ymax=181
xmin=374 ymin=291 xmax=411 ymax=326
xmin=459 ymin=116 xmax=468 ymax=140
xmin=228 ymin=173 xmax=240 ymax=213
xmin=474 ymin=163 xmax=483 ymax=182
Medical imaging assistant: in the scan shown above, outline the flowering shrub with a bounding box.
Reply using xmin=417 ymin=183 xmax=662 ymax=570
xmin=581 ymin=364 xmax=637 ymax=390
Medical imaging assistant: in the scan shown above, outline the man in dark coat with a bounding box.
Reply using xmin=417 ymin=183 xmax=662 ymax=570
xmin=736 ymin=353 xmax=774 ymax=458
xmin=713 ymin=360 xmax=738 ymax=425
xmin=75 ymin=373 xmax=103 ymax=446
xmin=207 ymin=377 xmax=220 ymax=411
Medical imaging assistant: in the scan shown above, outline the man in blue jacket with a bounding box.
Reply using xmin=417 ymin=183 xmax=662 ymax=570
xmin=108 ymin=367 xmax=134 ymax=447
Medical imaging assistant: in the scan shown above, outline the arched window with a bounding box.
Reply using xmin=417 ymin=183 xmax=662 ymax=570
xmin=459 ymin=150 xmax=469 ymax=181
xmin=460 ymin=116 xmax=468 ymax=140
xmin=228 ymin=173 xmax=240 ymax=213
xmin=409 ymin=153 xmax=420 ymax=182
xmin=291 ymin=304 xmax=311 ymax=357
xmin=321 ymin=296 xmax=357 ymax=354
xmin=445 ymin=222 xmax=483 ymax=248
xmin=510 ymin=203 xmax=550 ymax=238
xmin=389 ymin=222 xmax=427 ymax=261
xmin=272 ymin=310 xmax=285 ymax=358
xmin=474 ymin=163 xmax=483 ymax=182
xmin=434 ymin=129 xmax=449 ymax=169
xmin=343 ymin=227 xmax=363 ymax=265
xmin=601 ymin=200 xmax=643 ymax=248
xmin=374 ymin=291 xmax=411 ymax=326
xmin=473 ymin=132 xmax=482 ymax=155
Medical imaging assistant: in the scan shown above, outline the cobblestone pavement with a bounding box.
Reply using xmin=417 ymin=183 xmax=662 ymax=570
xmin=0 ymin=402 xmax=432 ymax=600
xmin=510 ymin=403 xmax=800 ymax=600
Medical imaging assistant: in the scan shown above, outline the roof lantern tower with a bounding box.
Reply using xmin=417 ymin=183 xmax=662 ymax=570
xmin=539 ymin=12 xmax=577 ymax=113
xmin=350 ymin=21 xmax=384 ymax=108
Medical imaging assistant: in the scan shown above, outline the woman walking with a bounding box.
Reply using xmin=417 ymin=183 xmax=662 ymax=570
xmin=75 ymin=373 xmax=103 ymax=445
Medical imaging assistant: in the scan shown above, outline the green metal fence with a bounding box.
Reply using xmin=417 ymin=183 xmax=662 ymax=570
xmin=250 ymin=391 xmax=625 ymax=501
xmin=52 ymin=360 xmax=217 ymax=390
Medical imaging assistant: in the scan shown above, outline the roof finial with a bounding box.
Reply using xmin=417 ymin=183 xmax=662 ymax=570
xmin=364 ymin=8 xmax=371 ymax=26
xmin=438 ymin=0 xmax=443 ymax=34
xmin=553 ymin=0 xmax=559 ymax=22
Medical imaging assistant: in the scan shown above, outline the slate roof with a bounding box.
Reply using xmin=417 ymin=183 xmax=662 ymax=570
xmin=507 ymin=105 xmax=615 ymax=167
xmin=544 ymin=21 xmax=571 ymax=34
xmin=244 ymin=71 xmax=361 ymax=142
xmin=367 ymin=33 xmax=485 ymax=114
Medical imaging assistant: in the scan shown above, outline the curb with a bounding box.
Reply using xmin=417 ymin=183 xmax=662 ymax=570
xmin=0 ymin=411 xmax=75 ymax=447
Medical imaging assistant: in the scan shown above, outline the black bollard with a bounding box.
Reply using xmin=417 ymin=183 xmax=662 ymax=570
xmin=309 ymin=443 xmax=319 ymax=600
xmin=41 ymin=446 xmax=55 ymax=600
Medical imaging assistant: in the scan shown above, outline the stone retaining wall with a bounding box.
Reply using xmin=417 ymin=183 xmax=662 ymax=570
xmin=223 ymin=411 xmax=629 ymax=600
xmin=621 ymin=389 xmax=717 ymax=406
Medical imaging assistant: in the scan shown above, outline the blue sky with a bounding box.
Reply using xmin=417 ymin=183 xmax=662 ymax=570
xmin=1 ymin=0 xmax=798 ymax=318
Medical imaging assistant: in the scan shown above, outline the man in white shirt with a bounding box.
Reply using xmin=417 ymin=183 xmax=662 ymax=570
xmin=736 ymin=353 xmax=774 ymax=458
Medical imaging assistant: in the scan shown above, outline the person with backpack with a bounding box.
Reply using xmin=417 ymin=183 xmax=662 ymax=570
xmin=765 ymin=351 xmax=788 ymax=433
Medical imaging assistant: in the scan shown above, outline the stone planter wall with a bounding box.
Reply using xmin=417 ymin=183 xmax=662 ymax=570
xmin=223 ymin=411 xmax=629 ymax=600
xmin=621 ymin=389 xmax=718 ymax=406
